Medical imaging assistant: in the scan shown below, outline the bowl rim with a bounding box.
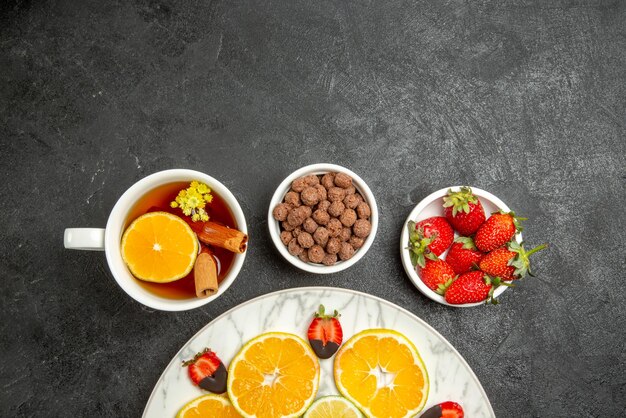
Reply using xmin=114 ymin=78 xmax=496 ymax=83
xmin=399 ymin=186 xmax=521 ymax=308
xmin=267 ymin=163 xmax=378 ymax=274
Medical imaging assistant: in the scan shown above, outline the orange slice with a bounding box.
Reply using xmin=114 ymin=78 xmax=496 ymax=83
xmin=176 ymin=394 xmax=241 ymax=418
xmin=121 ymin=211 xmax=198 ymax=283
xmin=334 ymin=329 xmax=429 ymax=418
xmin=227 ymin=332 xmax=320 ymax=418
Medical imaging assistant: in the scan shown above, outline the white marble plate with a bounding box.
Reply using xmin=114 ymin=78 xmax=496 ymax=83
xmin=143 ymin=287 xmax=495 ymax=418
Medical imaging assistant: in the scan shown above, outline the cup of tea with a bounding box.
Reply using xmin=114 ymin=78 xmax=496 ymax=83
xmin=64 ymin=169 xmax=248 ymax=311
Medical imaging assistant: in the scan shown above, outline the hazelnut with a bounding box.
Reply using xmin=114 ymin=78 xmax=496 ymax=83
xmin=356 ymin=202 xmax=371 ymax=219
xmin=334 ymin=172 xmax=353 ymax=188
xmin=291 ymin=177 xmax=308 ymax=192
xmin=340 ymin=227 xmax=352 ymax=242
xmin=326 ymin=237 xmax=341 ymax=254
xmin=322 ymin=253 xmax=337 ymax=266
xmin=313 ymin=226 xmax=329 ymax=247
xmin=338 ymin=242 xmax=355 ymax=261
xmin=339 ymin=208 xmax=357 ymax=227
xmin=273 ymin=203 xmax=291 ymax=221
xmin=353 ymin=219 xmax=371 ymax=238
xmin=280 ymin=230 xmax=293 ymax=245
xmin=304 ymin=175 xmax=320 ymax=186
xmin=301 ymin=187 xmax=320 ymax=206
xmin=288 ymin=239 xmax=303 ymax=256
xmin=284 ymin=191 xmax=301 ymax=207
xmin=327 ymin=187 xmax=346 ymax=202
xmin=343 ymin=194 xmax=359 ymax=209
xmin=328 ymin=200 xmax=345 ymax=218
xmin=321 ymin=173 xmax=335 ymax=189
xmin=308 ymin=245 xmax=325 ymax=263
xmin=303 ymin=217 xmax=318 ymax=234
xmin=312 ymin=209 xmax=330 ymax=226
xmin=299 ymin=252 xmax=310 ymax=263
xmin=297 ymin=232 xmax=315 ymax=249
xmin=349 ymin=235 xmax=365 ymax=249
xmin=287 ymin=206 xmax=307 ymax=226
xmin=327 ymin=218 xmax=343 ymax=237
xmin=317 ymin=200 xmax=331 ymax=211
xmin=314 ymin=184 xmax=327 ymax=201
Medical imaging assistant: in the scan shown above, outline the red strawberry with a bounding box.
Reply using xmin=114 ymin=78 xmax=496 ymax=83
xmin=445 ymin=236 xmax=483 ymax=275
xmin=443 ymin=271 xmax=509 ymax=305
xmin=443 ymin=187 xmax=486 ymax=235
xmin=474 ymin=211 xmax=526 ymax=253
xmin=420 ymin=401 xmax=464 ymax=418
xmin=418 ymin=259 xmax=456 ymax=293
xmin=407 ymin=217 xmax=454 ymax=268
xmin=479 ymin=241 xmax=547 ymax=281
xmin=307 ymin=305 xmax=343 ymax=359
xmin=183 ymin=348 xmax=227 ymax=393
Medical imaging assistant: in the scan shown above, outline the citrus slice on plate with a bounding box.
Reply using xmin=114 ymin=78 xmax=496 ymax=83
xmin=303 ymin=395 xmax=364 ymax=418
xmin=334 ymin=329 xmax=429 ymax=418
xmin=227 ymin=332 xmax=320 ymax=418
xmin=121 ymin=211 xmax=198 ymax=283
xmin=176 ymin=393 xmax=240 ymax=418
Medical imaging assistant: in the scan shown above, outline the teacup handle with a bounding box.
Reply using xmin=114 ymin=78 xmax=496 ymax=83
xmin=64 ymin=228 xmax=105 ymax=251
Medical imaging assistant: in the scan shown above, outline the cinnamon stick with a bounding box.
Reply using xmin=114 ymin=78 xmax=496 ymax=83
xmin=194 ymin=247 xmax=218 ymax=298
xmin=194 ymin=221 xmax=247 ymax=253
xmin=152 ymin=206 xmax=248 ymax=254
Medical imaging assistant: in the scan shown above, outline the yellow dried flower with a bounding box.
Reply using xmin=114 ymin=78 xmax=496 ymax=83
xmin=171 ymin=181 xmax=213 ymax=222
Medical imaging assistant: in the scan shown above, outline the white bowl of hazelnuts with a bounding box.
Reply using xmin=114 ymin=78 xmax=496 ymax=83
xmin=268 ymin=163 xmax=378 ymax=274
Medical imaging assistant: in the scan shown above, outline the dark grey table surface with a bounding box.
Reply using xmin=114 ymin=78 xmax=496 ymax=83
xmin=2 ymin=1 xmax=625 ymax=417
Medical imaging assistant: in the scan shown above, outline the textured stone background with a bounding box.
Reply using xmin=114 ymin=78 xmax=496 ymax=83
xmin=1 ymin=0 xmax=625 ymax=416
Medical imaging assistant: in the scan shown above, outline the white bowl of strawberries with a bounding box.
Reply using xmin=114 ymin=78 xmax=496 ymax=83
xmin=400 ymin=186 xmax=546 ymax=307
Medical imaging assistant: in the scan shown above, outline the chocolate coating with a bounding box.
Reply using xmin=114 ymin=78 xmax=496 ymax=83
xmin=309 ymin=339 xmax=340 ymax=359
xmin=198 ymin=363 xmax=227 ymax=394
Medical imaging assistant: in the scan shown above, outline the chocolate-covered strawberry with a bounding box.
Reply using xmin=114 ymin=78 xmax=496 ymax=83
xmin=443 ymin=187 xmax=486 ymax=236
xmin=307 ymin=305 xmax=343 ymax=359
xmin=474 ymin=211 xmax=525 ymax=253
xmin=479 ymin=241 xmax=547 ymax=281
xmin=183 ymin=348 xmax=227 ymax=394
xmin=420 ymin=401 xmax=464 ymax=418
xmin=445 ymin=237 xmax=483 ymax=275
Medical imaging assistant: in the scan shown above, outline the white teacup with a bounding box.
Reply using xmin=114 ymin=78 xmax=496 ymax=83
xmin=64 ymin=169 xmax=247 ymax=311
